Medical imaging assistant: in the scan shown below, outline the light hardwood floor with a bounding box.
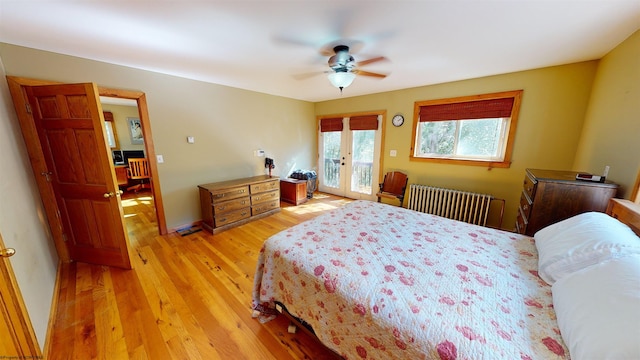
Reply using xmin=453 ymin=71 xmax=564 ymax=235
xmin=47 ymin=191 xmax=351 ymax=359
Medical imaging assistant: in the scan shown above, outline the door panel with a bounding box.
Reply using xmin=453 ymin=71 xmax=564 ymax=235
xmin=346 ymin=129 xmax=379 ymax=199
xmin=318 ymin=129 xmax=345 ymax=194
xmin=26 ymin=83 xmax=132 ymax=269
xmin=0 ymin=232 xmax=41 ymax=357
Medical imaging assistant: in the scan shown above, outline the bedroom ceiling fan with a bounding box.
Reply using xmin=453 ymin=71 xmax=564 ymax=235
xmin=326 ymin=44 xmax=387 ymax=93
xmin=295 ymin=41 xmax=389 ymax=94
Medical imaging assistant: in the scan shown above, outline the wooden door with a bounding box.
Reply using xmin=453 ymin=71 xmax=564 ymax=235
xmin=26 ymin=83 xmax=132 ymax=269
xmin=0 ymin=232 xmax=41 ymax=357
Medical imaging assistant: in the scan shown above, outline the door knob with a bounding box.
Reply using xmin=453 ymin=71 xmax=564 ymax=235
xmin=103 ymin=192 xmax=115 ymax=198
xmin=0 ymin=248 xmax=16 ymax=258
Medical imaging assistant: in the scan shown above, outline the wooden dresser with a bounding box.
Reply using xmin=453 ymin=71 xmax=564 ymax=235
xmin=198 ymin=175 xmax=280 ymax=234
xmin=515 ymin=169 xmax=618 ymax=236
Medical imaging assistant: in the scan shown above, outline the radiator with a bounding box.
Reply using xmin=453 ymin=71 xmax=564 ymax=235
xmin=407 ymin=184 xmax=502 ymax=227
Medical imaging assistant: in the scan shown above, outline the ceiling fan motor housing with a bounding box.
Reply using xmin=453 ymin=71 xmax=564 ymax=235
xmin=328 ymin=45 xmax=355 ymax=72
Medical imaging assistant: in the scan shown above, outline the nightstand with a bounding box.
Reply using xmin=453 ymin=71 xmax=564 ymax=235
xmin=280 ymin=179 xmax=307 ymax=205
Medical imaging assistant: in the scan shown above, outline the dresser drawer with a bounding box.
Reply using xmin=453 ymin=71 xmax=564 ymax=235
xmin=522 ymin=173 xmax=537 ymax=201
xmin=215 ymin=208 xmax=251 ymax=227
xmin=213 ymin=197 xmax=250 ymax=214
xmin=515 ymin=207 xmax=528 ymax=235
xmin=250 ymin=180 xmax=279 ymax=194
xmin=251 ymin=189 xmax=279 ymax=204
xmin=252 ymin=199 xmax=280 ymax=215
xmin=210 ymin=186 xmax=249 ymax=203
xmin=519 ymin=190 xmax=532 ymax=220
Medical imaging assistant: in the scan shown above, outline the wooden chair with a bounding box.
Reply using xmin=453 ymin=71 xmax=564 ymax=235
xmin=126 ymin=158 xmax=151 ymax=192
xmin=376 ymin=171 xmax=408 ymax=206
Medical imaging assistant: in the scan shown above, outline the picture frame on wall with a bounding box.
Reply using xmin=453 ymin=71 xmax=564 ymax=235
xmin=128 ymin=117 xmax=143 ymax=145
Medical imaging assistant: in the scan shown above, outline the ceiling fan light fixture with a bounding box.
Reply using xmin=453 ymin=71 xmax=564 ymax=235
xmin=327 ymin=71 xmax=356 ymax=90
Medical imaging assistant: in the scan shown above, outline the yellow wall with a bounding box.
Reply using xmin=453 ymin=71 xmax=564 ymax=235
xmin=0 ymin=43 xmax=316 ymax=229
xmin=315 ymin=62 xmax=599 ymax=228
xmin=573 ymin=30 xmax=640 ymax=198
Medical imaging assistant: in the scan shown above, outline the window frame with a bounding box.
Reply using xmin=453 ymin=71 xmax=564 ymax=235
xmin=410 ymin=90 xmax=523 ymax=168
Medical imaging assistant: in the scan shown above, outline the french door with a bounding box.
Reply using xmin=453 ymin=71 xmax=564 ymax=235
xmin=318 ymin=114 xmax=382 ymax=200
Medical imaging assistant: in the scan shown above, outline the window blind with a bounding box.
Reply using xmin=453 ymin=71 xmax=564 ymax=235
xmin=349 ymin=115 xmax=378 ymax=130
xmin=419 ymin=97 xmax=515 ymax=122
xmin=320 ymin=117 xmax=343 ymax=132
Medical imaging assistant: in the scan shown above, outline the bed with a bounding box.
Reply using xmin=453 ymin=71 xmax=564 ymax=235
xmin=252 ymin=200 xmax=640 ymax=359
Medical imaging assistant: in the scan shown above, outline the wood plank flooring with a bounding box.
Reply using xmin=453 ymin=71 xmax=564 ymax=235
xmin=47 ymin=191 xmax=351 ymax=359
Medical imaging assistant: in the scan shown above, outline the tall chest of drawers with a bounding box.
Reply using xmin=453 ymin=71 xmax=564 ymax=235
xmin=198 ymin=175 xmax=280 ymax=234
xmin=515 ymin=169 xmax=618 ymax=236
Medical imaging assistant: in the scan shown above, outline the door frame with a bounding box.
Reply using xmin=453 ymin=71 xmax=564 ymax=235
xmin=316 ymin=110 xmax=387 ymax=200
xmin=6 ymin=76 xmax=167 ymax=263
xmin=0 ymin=230 xmax=41 ymax=357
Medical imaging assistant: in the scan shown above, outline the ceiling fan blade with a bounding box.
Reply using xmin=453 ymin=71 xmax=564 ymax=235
xmin=356 ymin=56 xmax=387 ymax=67
xmin=353 ymin=70 xmax=387 ymax=79
xmin=272 ymin=35 xmax=318 ymax=48
xmin=293 ymin=71 xmax=327 ymax=80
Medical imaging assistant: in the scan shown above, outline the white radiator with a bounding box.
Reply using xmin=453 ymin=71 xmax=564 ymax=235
xmin=407 ymin=184 xmax=503 ymax=227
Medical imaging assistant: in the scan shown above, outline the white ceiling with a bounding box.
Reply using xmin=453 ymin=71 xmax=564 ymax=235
xmin=1 ymin=1 xmax=639 ymax=102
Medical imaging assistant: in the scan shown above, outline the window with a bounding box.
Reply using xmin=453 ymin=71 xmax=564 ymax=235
xmin=410 ymin=90 xmax=523 ymax=168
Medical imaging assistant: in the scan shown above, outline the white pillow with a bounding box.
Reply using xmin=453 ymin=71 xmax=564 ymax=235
xmin=534 ymin=212 xmax=640 ymax=284
xmin=552 ymin=255 xmax=640 ymax=359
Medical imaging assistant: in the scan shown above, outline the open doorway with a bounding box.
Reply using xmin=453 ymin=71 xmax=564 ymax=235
xmin=98 ymin=86 xmax=167 ymax=237
xmin=99 ymin=96 xmax=160 ymax=243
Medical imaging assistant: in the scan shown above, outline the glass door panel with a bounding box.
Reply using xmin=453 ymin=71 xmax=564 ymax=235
xmin=349 ymin=130 xmax=375 ymax=195
xmin=322 ymin=131 xmax=342 ymax=191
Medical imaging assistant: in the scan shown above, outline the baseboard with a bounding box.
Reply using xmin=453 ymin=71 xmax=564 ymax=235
xmin=43 ymin=259 xmax=63 ymax=359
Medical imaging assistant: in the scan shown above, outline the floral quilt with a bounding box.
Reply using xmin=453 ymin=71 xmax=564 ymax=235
xmin=252 ymin=200 xmax=568 ymax=359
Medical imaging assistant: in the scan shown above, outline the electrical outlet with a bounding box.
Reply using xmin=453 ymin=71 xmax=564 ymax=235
xmin=156 ymin=155 xmax=164 ymax=163
xmin=254 ymin=150 xmax=265 ymax=157
xmin=187 ymin=136 xmax=195 ymax=143
xmin=390 ymin=150 xmax=397 ymax=157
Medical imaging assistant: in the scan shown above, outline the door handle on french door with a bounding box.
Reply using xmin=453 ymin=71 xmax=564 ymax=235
xmin=0 ymin=248 xmax=16 ymax=258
